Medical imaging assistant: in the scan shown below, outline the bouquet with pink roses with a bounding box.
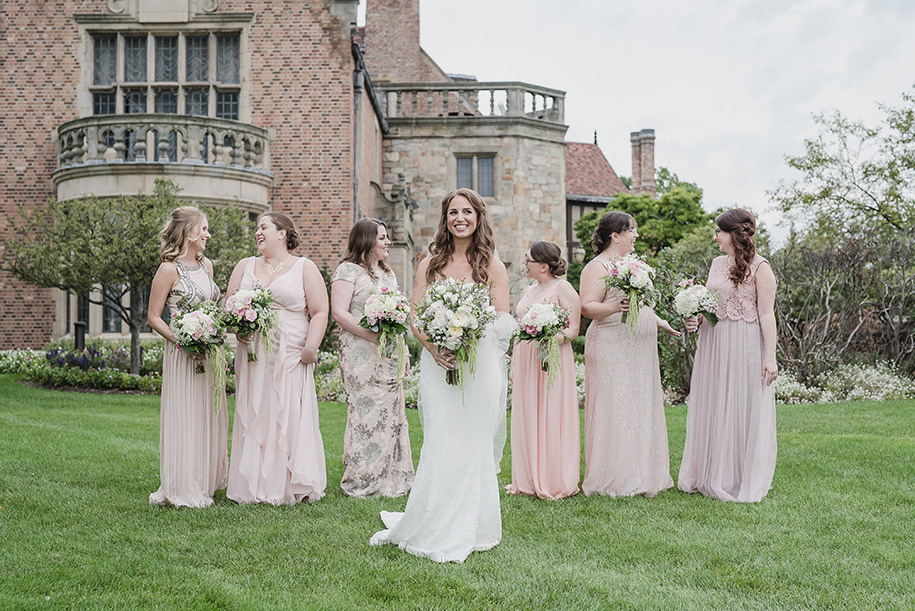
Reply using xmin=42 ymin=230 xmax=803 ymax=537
xmin=603 ymin=254 xmax=659 ymax=334
xmin=170 ymin=300 xmax=227 ymax=411
xmin=223 ymin=287 xmax=279 ymax=362
xmin=516 ymin=302 xmax=570 ymax=389
xmin=359 ymin=285 xmax=411 ymax=380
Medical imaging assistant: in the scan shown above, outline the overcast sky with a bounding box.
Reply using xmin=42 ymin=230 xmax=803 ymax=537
xmin=359 ymin=1 xmax=915 ymax=242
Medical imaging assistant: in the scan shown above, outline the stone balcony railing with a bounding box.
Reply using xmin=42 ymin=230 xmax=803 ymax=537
xmin=376 ymin=81 xmax=565 ymax=125
xmin=53 ymin=114 xmax=273 ymax=212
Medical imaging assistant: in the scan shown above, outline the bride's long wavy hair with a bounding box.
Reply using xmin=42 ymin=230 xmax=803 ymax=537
xmin=716 ymin=208 xmax=757 ymax=286
xmin=425 ymin=188 xmax=496 ymax=285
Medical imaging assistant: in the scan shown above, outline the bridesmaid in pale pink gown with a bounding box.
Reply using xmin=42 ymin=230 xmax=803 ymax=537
xmin=147 ymin=206 xmax=228 ymax=507
xmin=579 ymin=211 xmax=680 ymax=498
xmin=679 ymin=209 xmax=778 ymax=502
xmin=507 ymin=241 xmax=580 ymax=499
xmin=226 ymin=212 xmax=329 ymax=504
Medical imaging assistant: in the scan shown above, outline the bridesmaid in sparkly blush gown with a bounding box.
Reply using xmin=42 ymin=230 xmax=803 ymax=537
xmin=679 ymin=209 xmax=778 ymax=503
xmin=331 ymin=218 xmax=414 ymax=498
xmin=226 ymin=212 xmax=328 ymax=505
xmin=507 ymin=241 xmax=581 ymax=500
xmin=579 ymin=211 xmax=679 ymax=498
xmin=147 ymin=206 xmax=228 ymax=507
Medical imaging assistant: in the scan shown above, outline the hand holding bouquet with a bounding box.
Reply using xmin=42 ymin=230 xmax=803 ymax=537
xmin=603 ymin=254 xmax=659 ymax=334
xmin=360 ymin=285 xmax=411 ymax=380
xmin=517 ymin=302 xmax=570 ymax=389
xmin=673 ymin=279 xmax=719 ymax=326
xmin=413 ymin=278 xmax=497 ymax=388
xmin=223 ymin=287 xmax=279 ymax=362
xmin=170 ymin=300 xmax=227 ymax=411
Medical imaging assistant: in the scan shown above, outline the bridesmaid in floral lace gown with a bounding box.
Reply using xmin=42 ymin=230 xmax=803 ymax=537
xmin=147 ymin=206 xmax=228 ymax=507
xmin=579 ymin=211 xmax=679 ymax=498
xmin=679 ymin=209 xmax=778 ymax=502
xmin=507 ymin=241 xmax=581 ymax=500
xmin=226 ymin=212 xmax=329 ymax=505
xmin=331 ymin=218 xmax=414 ymax=498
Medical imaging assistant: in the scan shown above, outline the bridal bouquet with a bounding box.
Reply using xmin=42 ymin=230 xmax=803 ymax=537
xmin=413 ymin=278 xmax=497 ymax=387
xmin=673 ymin=279 xmax=720 ymax=325
xmin=223 ymin=287 xmax=279 ymax=362
xmin=603 ymin=254 xmax=659 ymax=334
xmin=360 ymin=285 xmax=411 ymax=379
xmin=170 ymin=300 xmax=227 ymax=411
xmin=517 ymin=302 xmax=570 ymax=389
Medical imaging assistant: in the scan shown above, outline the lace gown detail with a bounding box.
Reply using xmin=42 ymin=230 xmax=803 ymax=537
xmin=227 ymin=257 xmax=327 ymax=504
xmin=678 ymin=254 xmax=777 ymax=502
xmin=506 ymin=282 xmax=580 ymax=499
xmin=370 ymin=312 xmax=517 ymax=563
xmin=333 ymin=262 xmax=414 ymax=498
xmin=150 ymin=261 xmax=228 ymax=507
xmin=582 ymin=260 xmax=673 ymax=497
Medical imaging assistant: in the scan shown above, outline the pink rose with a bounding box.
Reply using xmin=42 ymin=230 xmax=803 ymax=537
xmin=244 ymin=309 xmax=257 ymax=322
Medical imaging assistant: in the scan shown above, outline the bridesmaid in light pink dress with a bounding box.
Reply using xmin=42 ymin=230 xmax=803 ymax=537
xmin=679 ymin=209 xmax=778 ymax=502
xmin=579 ymin=211 xmax=680 ymax=498
xmin=226 ymin=212 xmax=329 ymax=505
xmin=147 ymin=207 xmax=228 ymax=508
xmin=507 ymin=241 xmax=580 ymax=499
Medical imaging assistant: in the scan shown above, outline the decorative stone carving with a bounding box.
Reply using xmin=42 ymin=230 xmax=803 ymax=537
xmin=108 ymin=0 xmax=128 ymax=13
xmin=200 ymin=0 xmax=218 ymax=12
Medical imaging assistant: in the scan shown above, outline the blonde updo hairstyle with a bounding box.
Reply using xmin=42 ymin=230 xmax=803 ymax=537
xmin=160 ymin=206 xmax=206 ymax=263
xmin=261 ymin=211 xmax=299 ymax=251
xmin=529 ymin=241 xmax=568 ymax=277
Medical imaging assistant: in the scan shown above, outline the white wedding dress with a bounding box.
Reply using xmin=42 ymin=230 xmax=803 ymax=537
xmin=370 ymin=312 xmax=517 ymax=563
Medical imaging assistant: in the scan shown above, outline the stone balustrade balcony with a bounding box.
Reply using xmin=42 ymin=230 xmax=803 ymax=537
xmin=377 ymin=81 xmax=565 ymax=125
xmin=53 ymin=114 xmax=274 ymax=213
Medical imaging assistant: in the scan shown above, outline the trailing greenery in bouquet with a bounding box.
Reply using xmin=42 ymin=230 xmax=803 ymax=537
xmin=170 ymin=300 xmax=227 ymax=411
xmin=672 ymin=278 xmax=720 ymax=325
xmin=516 ymin=302 xmax=570 ymax=389
xmin=223 ymin=287 xmax=279 ymax=362
xmin=359 ymin=286 xmax=411 ymax=381
xmin=413 ymin=278 xmax=496 ymax=388
xmin=603 ymin=254 xmax=660 ymax=334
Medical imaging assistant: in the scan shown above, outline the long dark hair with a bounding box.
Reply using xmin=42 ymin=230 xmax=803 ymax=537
xmin=591 ymin=210 xmax=634 ymax=255
xmin=425 ymin=188 xmax=496 ymax=284
xmin=341 ymin=218 xmax=391 ymax=279
xmin=716 ymin=208 xmax=757 ymax=286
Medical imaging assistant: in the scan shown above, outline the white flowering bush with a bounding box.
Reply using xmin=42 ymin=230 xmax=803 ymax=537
xmin=0 ymin=349 xmax=44 ymax=374
xmin=774 ymin=361 xmax=915 ymax=404
xmin=773 ymin=372 xmax=834 ymax=405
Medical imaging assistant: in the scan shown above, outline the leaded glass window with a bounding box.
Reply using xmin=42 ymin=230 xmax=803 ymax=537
xmin=185 ymin=89 xmax=208 ymax=116
xmin=154 ymin=89 xmax=178 ymax=114
xmin=93 ymin=35 xmax=117 ymax=86
xmin=93 ymin=92 xmax=116 ymax=115
xmin=124 ymin=89 xmax=146 ymax=114
xmin=477 ymin=157 xmax=494 ymax=197
xmin=186 ymin=36 xmax=209 ymax=82
xmin=216 ymin=91 xmax=238 ymax=120
xmin=124 ymin=130 xmax=137 ymax=161
xmin=456 ymin=158 xmax=472 ymax=190
xmin=124 ymin=36 xmax=148 ymax=83
xmin=216 ymin=35 xmax=240 ymax=84
xmin=153 ymin=130 xmax=179 ymax=162
xmin=155 ymin=36 xmax=178 ymax=82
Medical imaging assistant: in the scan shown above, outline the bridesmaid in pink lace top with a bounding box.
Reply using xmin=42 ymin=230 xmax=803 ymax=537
xmin=679 ymin=208 xmax=778 ymax=502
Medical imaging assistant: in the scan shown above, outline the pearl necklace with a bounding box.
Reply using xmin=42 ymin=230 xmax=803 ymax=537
xmin=263 ymin=258 xmax=286 ymax=274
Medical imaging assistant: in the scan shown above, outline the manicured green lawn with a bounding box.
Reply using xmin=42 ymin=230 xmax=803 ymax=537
xmin=1 ymin=373 xmax=913 ymax=610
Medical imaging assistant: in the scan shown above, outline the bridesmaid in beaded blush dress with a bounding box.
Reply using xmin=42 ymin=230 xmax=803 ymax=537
xmin=147 ymin=206 xmax=228 ymax=508
xmin=579 ymin=211 xmax=679 ymax=498
xmin=506 ymin=241 xmax=581 ymax=500
xmin=226 ymin=212 xmax=329 ymax=505
xmin=679 ymin=209 xmax=778 ymax=503
xmin=331 ymin=218 xmax=414 ymax=498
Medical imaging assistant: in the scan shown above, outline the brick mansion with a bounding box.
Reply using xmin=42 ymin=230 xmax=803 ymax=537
xmin=0 ymin=0 xmax=655 ymax=349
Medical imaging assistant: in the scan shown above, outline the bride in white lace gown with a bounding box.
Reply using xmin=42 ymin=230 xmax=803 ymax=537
xmin=370 ymin=188 xmax=516 ymax=563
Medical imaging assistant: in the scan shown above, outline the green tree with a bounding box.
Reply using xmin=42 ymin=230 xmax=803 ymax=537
xmin=4 ymin=179 xmax=255 ymax=374
xmin=771 ymin=86 xmax=915 ymax=231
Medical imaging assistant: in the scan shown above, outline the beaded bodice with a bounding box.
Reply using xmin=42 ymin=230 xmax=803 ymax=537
xmin=168 ymin=260 xmax=220 ymax=315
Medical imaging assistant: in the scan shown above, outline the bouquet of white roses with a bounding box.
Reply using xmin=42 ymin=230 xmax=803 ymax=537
xmin=413 ymin=278 xmax=497 ymax=388
xmin=603 ymin=254 xmax=659 ymax=334
xmin=517 ymin=302 xmax=570 ymax=389
xmin=360 ymin=285 xmax=411 ymax=380
xmin=673 ymin=279 xmax=719 ymax=325
xmin=223 ymin=287 xmax=279 ymax=362
xmin=170 ymin=300 xmax=227 ymax=412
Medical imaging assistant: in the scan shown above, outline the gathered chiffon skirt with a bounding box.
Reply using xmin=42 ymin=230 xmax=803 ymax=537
xmin=678 ymin=319 xmax=777 ymax=502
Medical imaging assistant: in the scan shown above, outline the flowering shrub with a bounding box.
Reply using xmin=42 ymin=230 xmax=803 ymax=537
xmin=775 ymin=362 xmax=915 ymax=404
xmin=0 ymin=350 xmax=44 ymax=374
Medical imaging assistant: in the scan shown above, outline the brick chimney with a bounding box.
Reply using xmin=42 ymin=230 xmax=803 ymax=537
xmin=364 ymin=0 xmax=425 ymax=82
xmin=630 ymin=129 xmax=657 ymax=198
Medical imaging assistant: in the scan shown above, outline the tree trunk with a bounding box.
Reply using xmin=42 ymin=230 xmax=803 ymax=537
xmin=129 ymin=289 xmax=143 ymax=375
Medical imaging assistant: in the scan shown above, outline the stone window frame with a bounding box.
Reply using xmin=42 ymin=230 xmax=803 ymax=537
xmin=75 ymin=14 xmax=253 ymax=123
xmin=453 ymin=152 xmax=498 ymax=199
